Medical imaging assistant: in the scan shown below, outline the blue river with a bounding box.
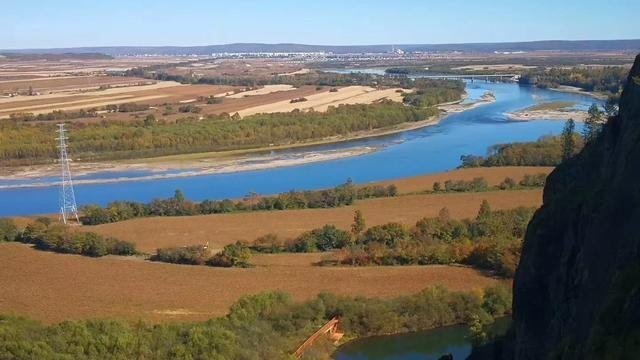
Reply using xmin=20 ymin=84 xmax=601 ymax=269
xmin=0 ymin=80 xmax=595 ymax=216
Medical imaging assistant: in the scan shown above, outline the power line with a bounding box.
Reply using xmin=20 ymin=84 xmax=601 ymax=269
xmin=56 ymin=123 xmax=80 ymax=225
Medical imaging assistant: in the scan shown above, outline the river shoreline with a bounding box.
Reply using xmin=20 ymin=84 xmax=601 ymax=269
xmin=548 ymin=85 xmax=609 ymax=100
xmin=1 ymin=94 xmax=496 ymax=186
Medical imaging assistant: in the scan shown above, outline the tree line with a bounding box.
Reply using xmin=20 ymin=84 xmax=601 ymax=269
xmin=1 ymin=217 xmax=136 ymax=257
xmin=80 ymin=181 xmax=397 ymax=225
xmin=151 ymin=242 xmax=252 ymax=268
xmin=1 ymin=101 xmax=438 ymax=166
xmin=402 ymin=79 xmax=466 ymax=107
xmin=250 ymin=202 xmax=534 ymax=278
xmin=460 ymin=104 xmax=611 ymax=169
xmin=0 ymin=285 xmax=511 ymax=359
xmin=459 ymin=134 xmax=584 ymax=168
xmin=518 ymin=66 xmax=628 ymax=94
xmin=431 ymin=174 xmax=547 ymax=193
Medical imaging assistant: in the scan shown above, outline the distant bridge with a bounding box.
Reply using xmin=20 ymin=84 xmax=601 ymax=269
xmin=418 ymin=74 xmax=520 ymax=82
xmin=293 ymin=317 xmax=344 ymax=358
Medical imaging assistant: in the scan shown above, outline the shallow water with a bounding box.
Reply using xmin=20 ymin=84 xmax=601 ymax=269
xmin=0 ymin=81 xmax=596 ymax=216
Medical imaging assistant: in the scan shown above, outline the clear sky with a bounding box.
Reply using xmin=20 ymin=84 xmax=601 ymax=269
xmin=2 ymin=0 xmax=639 ymax=49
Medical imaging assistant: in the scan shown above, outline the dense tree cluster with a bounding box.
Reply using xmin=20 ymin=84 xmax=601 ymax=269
xmin=338 ymin=203 xmax=533 ymax=277
xmin=80 ymin=182 xmax=397 ymax=225
xmin=151 ymin=242 xmax=251 ymax=268
xmin=518 ymin=173 xmax=547 ymax=187
xmin=108 ymin=102 xmax=150 ymax=113
xmin=439 ymin=177 xmax=488 ymax=192
xmin=403 ymin=79 xmax=466 ymax=107
xmin=284 ymin=225 xmax=352 ymax=253
xmin=459 ymin=135 xmax=585 ymax=168
xmin=8 ymin=109 xmax=98 ymax=122
xmin=432 ymin=174 xmax=547 ymax=193
xmin=13 ymin=218 xmax=136 ymax=257
xmin=0 ymin=285 xmax=511 ymax=360
xmin=518 ymin=66 xmax=628 ymax=93
xmin=1 ymin=101 xmax=437 ymax=166
xmin=252 ymin=204 xmax=535 ymax=278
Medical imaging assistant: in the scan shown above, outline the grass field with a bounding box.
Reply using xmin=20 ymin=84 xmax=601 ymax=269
xmin=86 ymin=167 xmax=551 ymax=252
xmin=0 ymin=242 xmax=505 ymax=323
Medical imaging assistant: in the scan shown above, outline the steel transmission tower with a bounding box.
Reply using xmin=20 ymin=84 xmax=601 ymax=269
xmin=56 ymin=124 xmax=80 ymax=225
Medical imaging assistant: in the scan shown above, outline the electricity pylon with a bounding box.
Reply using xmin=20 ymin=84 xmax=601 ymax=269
xmin=56 ymin=124 xmax=80 ymax=225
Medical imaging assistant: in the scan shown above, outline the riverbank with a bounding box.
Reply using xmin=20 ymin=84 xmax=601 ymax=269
xmin=0 ymin=93 xmax=496 ymax=185
xmin=549 ymin=85 xmax=609 ymax=100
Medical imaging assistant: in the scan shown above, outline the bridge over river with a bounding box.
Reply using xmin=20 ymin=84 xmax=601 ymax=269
xmin=417 ymin=73 xmax=520 ymax=82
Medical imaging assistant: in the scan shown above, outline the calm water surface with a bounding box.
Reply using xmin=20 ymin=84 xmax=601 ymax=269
xmin=334 ymin=318 xmax=512 ymax=360
xmin=0 ymin=81 xmax=594 ymax=216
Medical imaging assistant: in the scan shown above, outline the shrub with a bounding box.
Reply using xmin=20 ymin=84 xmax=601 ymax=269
xmin=519 ymin=173 xmax=547 ymax=187
xmin=117 ymin=102 xmax=150 ymax=112
xmin=178 ymin=104 xmax=201 ymax=113
xmin=18 ymin=222 xmax=136 ymax=258
xmin=360 ymin=223 xmax=410 ymax=246
xmin=0 ymin=218 xmax=18 ymax=242
xmin=286 ymin=232 xmax=319 ymax=253
xmin=152 ymin=245 xmax=210 ymax=265
xmin=498 ymin=177 xmax=517 ymax=190
xmin=482 ymin=286 xmax=512 ymax=317
xmin=444 ymin=177 xmax=488 ymax=192
xmin=433 ymin=182 xmax=442 ymax=192
xmin=208 ymin=242 xmax=252 ymax=267
xmin=252 ymin=233 xmax=283 ymax=253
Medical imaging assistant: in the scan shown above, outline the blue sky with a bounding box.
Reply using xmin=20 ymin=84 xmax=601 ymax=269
xmin=2 ymin=0 xmax=639 ymax=49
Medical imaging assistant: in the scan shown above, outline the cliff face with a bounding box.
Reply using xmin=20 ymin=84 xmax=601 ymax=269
xmin=512 ymin=54 xmax=640 ymax=359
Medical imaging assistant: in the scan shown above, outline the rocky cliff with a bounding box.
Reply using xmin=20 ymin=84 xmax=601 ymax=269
xmin=510 ymin=54 xmax=640 ymax=359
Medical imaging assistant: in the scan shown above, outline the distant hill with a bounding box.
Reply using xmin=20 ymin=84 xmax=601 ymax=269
xmin=2 ymin=40 xmax=640 ymax=56
xmin=0 ymin=52 xmax=113 ymax=61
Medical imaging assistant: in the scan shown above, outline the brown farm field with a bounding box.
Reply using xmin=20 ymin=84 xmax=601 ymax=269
xmin=87 ymin=167 xmax=551 ymax=253
xmin=0 ymin=242 xmax=505 ymax=324
xmin=1 ymin=167 xmax=545 ymax=324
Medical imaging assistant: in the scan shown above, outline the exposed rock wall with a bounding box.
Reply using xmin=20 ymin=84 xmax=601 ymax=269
xmin=511 ymin=54 xmax=640 ymax=359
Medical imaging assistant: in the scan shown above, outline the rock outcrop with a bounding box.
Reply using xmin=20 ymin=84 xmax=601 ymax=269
xmin=511 ymin=54 xmax=640 ymax=359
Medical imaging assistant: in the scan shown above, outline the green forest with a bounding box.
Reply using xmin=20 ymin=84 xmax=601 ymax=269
xmin=518 ymin=66 xmax=628 ymax=93
xmin=0 ymin=285 xmax=511 ymax=360
xmin=4 ymin=217 xmax=137 ymax=258
xmin=459 ymin=134 xmax=584 ymax=168
xmin=402 ymin=79 xmax=466 ymax=107
xmin=1 ymin=101 xmax=441 ymax=166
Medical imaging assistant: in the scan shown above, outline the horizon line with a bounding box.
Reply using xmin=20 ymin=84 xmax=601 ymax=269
xmin=3 ymin=38 xmax=640 ymax=52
